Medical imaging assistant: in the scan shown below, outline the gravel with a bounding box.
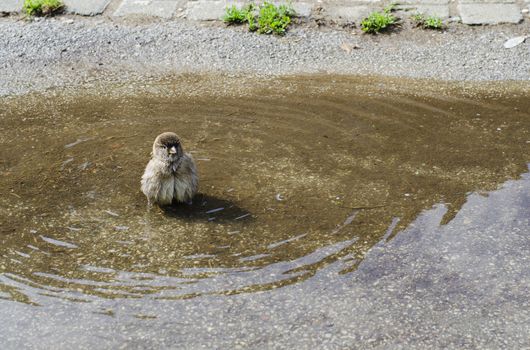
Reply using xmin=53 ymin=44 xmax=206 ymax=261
xmin=0 ymin=16 xmax=529 ymax=96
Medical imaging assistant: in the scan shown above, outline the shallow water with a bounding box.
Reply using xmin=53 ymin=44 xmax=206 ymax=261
xmin=0 ymin=75 xmax=529 ymax=315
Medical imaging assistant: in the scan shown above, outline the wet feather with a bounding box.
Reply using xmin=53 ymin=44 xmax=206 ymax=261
xmin=141 ymin=132 xmax=199 ymax=206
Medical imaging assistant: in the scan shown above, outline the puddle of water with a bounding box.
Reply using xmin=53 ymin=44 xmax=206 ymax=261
xmin=0 ymin=75 xmax=529 ymax=307
xmin=1 ymin=167 xmax=528 ymax=348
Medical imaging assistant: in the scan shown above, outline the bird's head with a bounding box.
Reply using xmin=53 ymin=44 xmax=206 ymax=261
xmin=152 ymin=132 xmax=183 ymax=163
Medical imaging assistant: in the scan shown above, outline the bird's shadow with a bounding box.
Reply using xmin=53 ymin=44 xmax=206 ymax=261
xmin=161 ymin=193 xmax=253 ymax=223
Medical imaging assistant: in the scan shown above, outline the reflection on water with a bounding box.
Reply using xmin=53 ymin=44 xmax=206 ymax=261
xmin=0 ymin=75 xmax=529 ymax=305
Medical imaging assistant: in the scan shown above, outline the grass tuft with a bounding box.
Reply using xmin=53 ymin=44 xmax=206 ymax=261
xmin=360 ymin=4 xmax=397 ymax=34
xmin=24 ymin=0 xmax=64 ymax=16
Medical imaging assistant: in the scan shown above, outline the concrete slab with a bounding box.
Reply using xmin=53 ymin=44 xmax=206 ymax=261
xmin=458 ymin=3 xmax=522 ymax=24
xmin=114 ymin=0 xmax=181 ymax=19
xmin=0 ymin=0 xmax=23 ymax=13
xmin=64 ymin=0 xmax=112 ymax=16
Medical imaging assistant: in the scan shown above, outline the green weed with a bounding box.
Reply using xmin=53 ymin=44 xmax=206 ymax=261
xmin=247 ymin=10 xmax=258 ymax=31
xmin=24 ymin=0 xmax=63 ymax=16
xmin=222 ymin=4 xmax=255 ymax=24
xmin=361 ymin=4 xmax=397 ymax=33
xmin=411 ymin=13 xmax=443 ymax=30
xmin=411 ymin=13 xmax=424 ymax=23
xmin=257 ymin=2 xmax=294 ymax=35
xmin=424 ymin=16 xmax=443 ymax=29
xmin=222 ymin=2 xmax=295 ymax=35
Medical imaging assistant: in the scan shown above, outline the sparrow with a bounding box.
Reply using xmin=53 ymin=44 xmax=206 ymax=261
xmin=141 ymin=132 xmax=198 ymax=206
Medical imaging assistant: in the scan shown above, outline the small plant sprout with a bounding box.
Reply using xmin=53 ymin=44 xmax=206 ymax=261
xmin=257 ymin=2 xmax=295 ymax=35
xmin=223 ymin=4 xmax=255 ymax=24
xmin=361 ymin=3 xmax=398 ymax=34
xmin=424 ymin=15 xmax=443 ymax=29
xmin=221 ymin=2 xmax=295 ymax=35
xmin=247 ymin=9 xmax=258 ymax=31
xmin=385 ymin=2 xmax=398 ymax=13
xmin=24 ymin=0 xmax=64 ymax=16
xmin=411 ymin=13 xmax=444 ymax=30
xmin=222 ymin=5 xmax=247 ymax=24
xmin=411 ymin=13 xmax=424 ymax=24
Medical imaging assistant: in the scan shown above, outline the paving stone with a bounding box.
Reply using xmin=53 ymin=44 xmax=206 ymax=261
xmin=291 ymin=2 xmax=313 ymax=17
xmin=2 ymin=0 xmax=527 ymax=26
xmin=460 ymin=0 xmax=515 ymax=3
xmin=398 ymin=4 xmax=449 ymax=18
xmin=186 ymin=0 xmax=231 ymax=20
xmin=397 ymin=0 xmax=449 ymax=4
xmin=186 ymin=0 xmax=312 ymax=20
xmin=396 ymin=0 xmax=449 ymax=17
xmin=323 ymin=5 xmax=371 ymax=22
xmin=458 ymin=3 xmax=522 ymax=24
xmin=114 ymin=0 xmax=181 ymax=18
xmin=0 ymin=0 xmax=23 ymax=13
xmin=64 ymin=0 xmax=112 ymax=16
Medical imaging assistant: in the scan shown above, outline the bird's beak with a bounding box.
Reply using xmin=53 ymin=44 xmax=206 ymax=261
xmin=169 ymin=146 xmax=177 ymax=154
